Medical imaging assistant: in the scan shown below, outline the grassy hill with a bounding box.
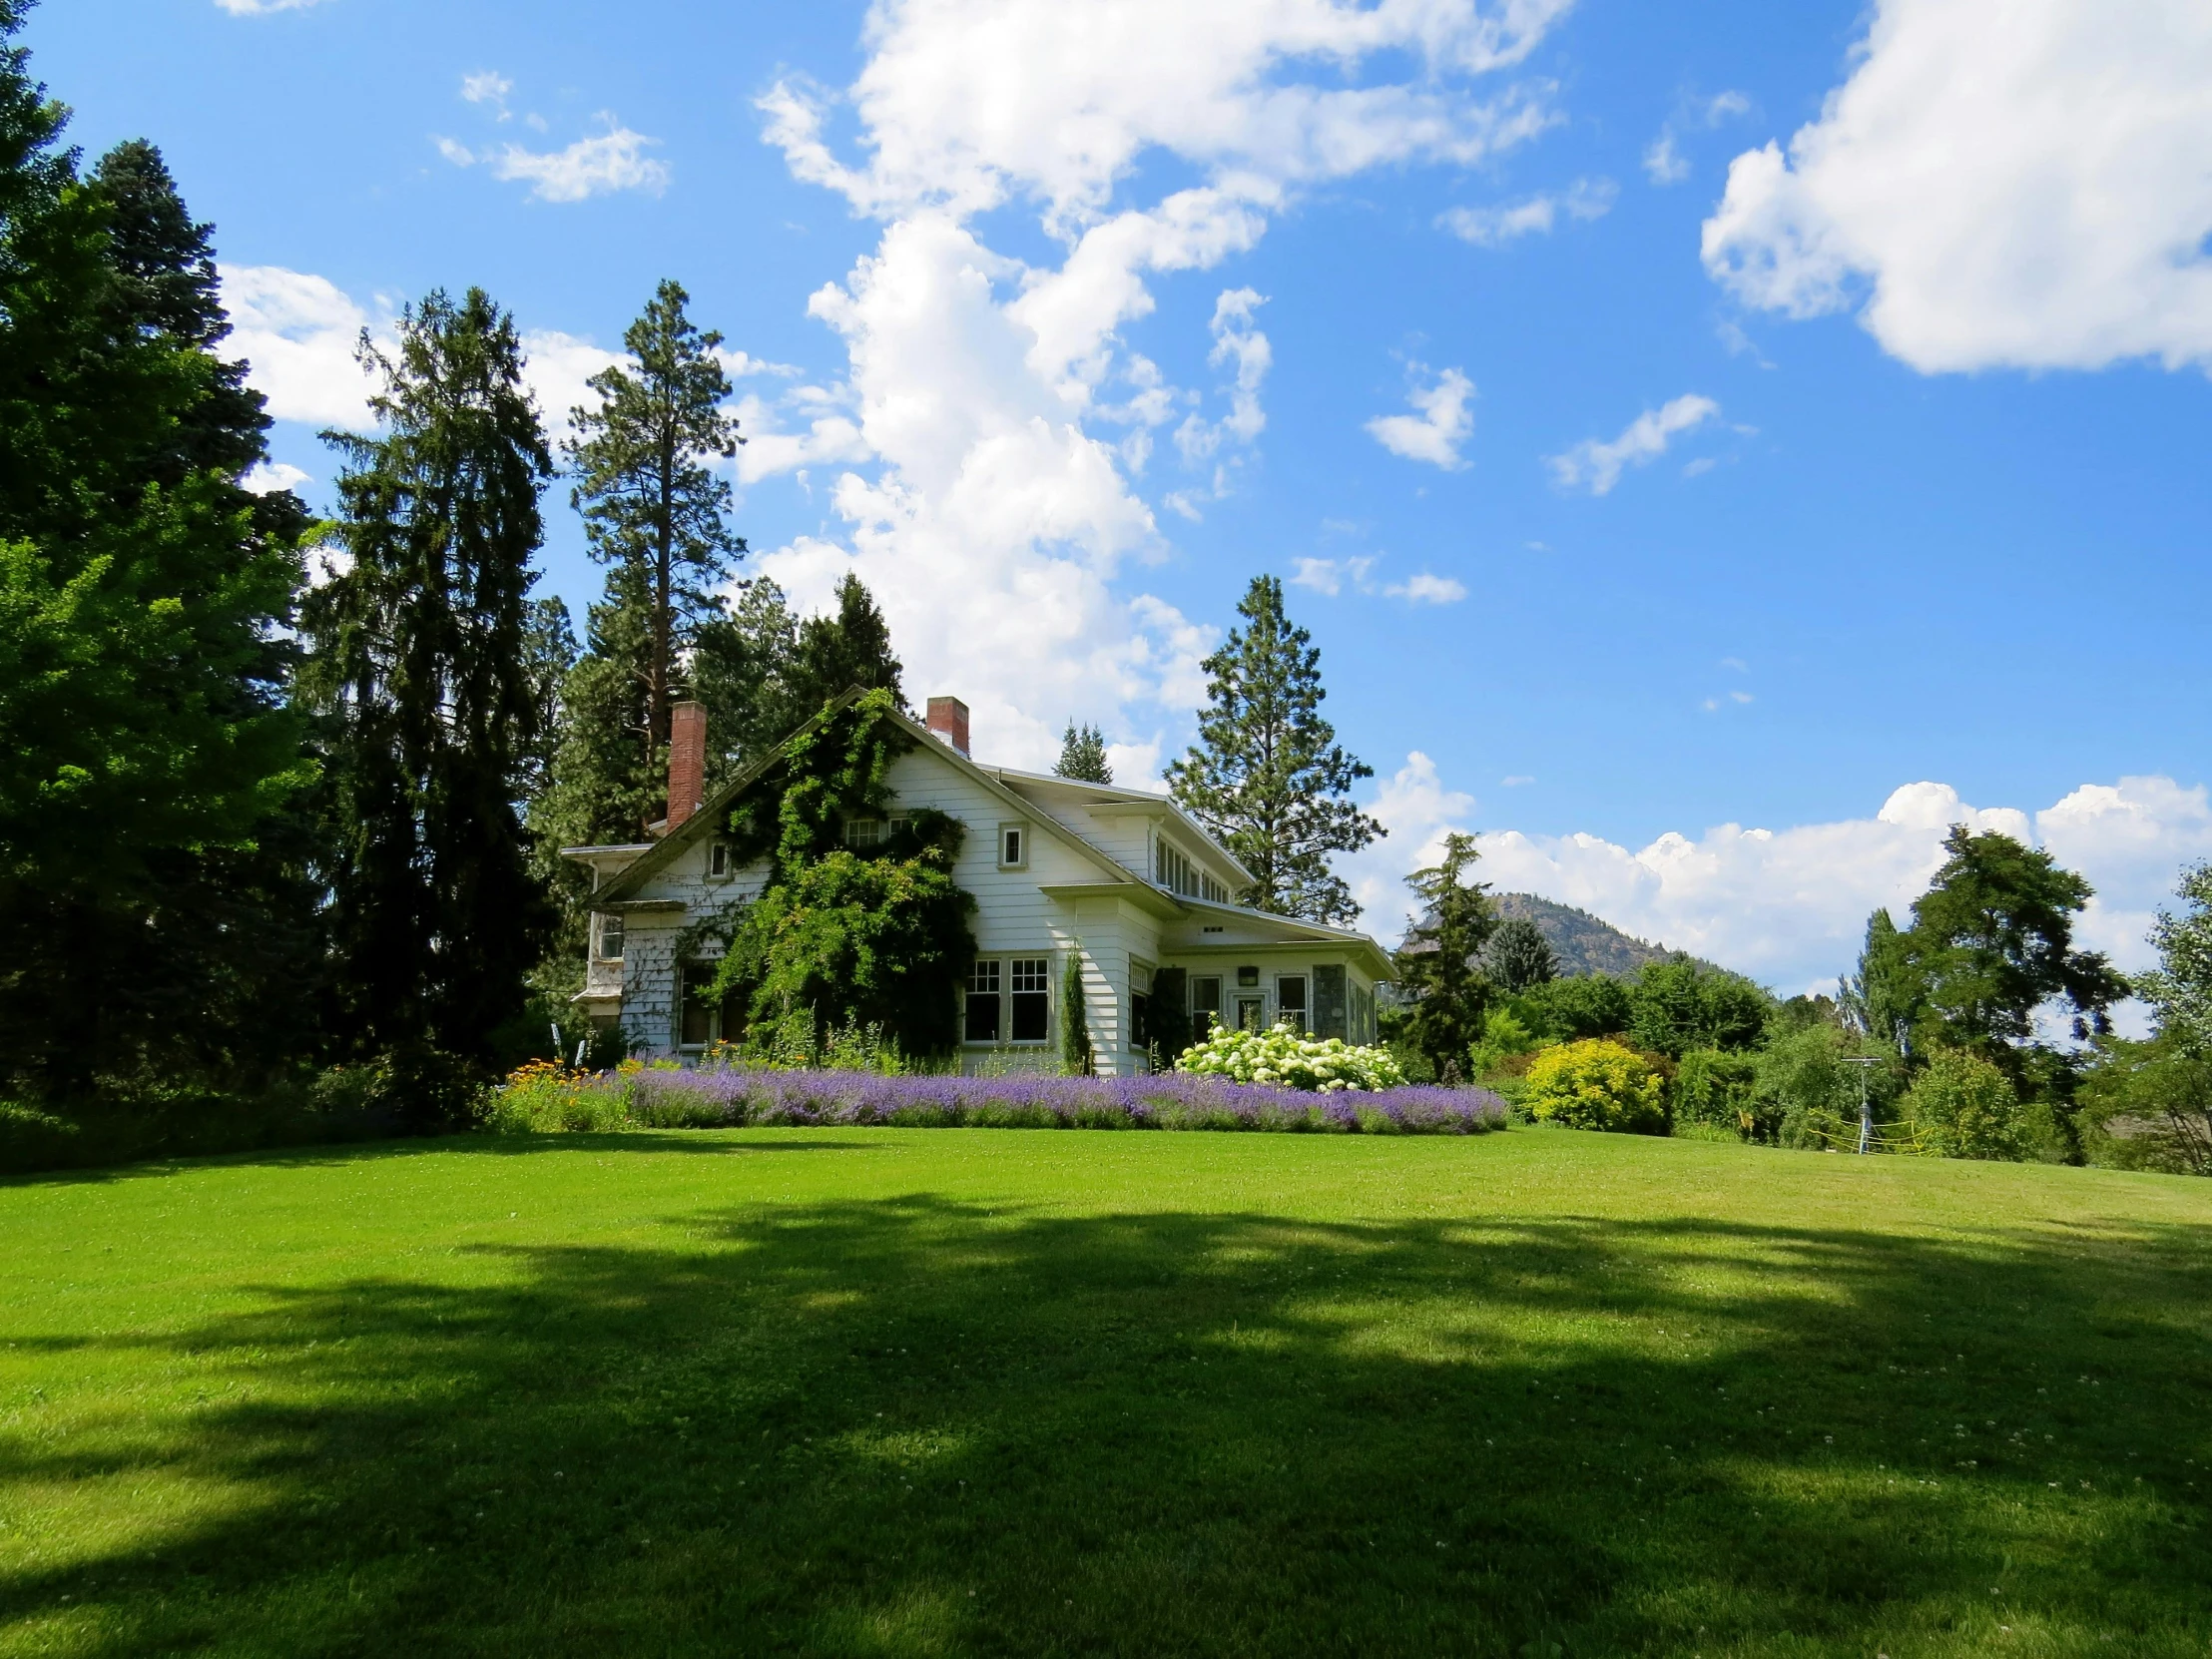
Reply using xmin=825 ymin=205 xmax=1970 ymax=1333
xmin=1493 ymin=890 xmax=1728 ymax=978
xmin=4 ymin=1128 xmax=2208 ymax=1655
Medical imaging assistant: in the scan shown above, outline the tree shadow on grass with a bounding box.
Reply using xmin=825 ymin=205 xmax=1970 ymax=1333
xmin=4 ymin=1193 xmax=2210 ymax=1656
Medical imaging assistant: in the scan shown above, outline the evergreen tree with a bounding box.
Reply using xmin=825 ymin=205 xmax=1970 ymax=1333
xmin=1839 ymin=906 xmax=1916 ymax=1056
xmin=564 ymin=278 xmax=746 ymax=816
xmin=1055 ymin=722 xmax=1113 ymax=784
xmin=1391 ymin=832 xmax=1495 ymax=1080
xmin=692 ymin=576 xmax=808 ymax=774
xmin=301 ymin=288 xmax=554 ymax=1118
xmin=786 ymin=572 xmax=905 ymax=714
xmin=1166 ymin=574 xmax=1381 ymax=921
xmin=0 ymin=14 xmax=313 ymax=1110
xmin=1485 ymin=915 xmax=1558 ymax=992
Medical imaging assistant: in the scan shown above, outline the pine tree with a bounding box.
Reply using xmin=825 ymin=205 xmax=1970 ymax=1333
xmin=563 ymin=280 xmax=745 ymax=811
xmin=1839 ymin=907 xmax=1915 ymax=1056
xmin=1055 ymin=722 xmax=1113 ymax=784
xmin=1165 ymin=575 xmax=1381 ymax=921
xmin=1391 ymin=832 xmax=1495 ymax=1080
xmin=0 ymin=15 xmax=313 ymax=1110
xmin=301 ymin=288 xmax=554 ymax=1117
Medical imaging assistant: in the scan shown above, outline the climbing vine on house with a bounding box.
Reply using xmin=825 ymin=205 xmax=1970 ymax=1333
xmin=701 ymin=690 xmax=977 ymax=1058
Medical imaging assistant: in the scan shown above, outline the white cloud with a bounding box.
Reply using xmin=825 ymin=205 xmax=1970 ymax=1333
xmin=1385 ymin=571 xmax=1467 ymax=605
xmin=1345 ymin=766 xmax=2212 ymax=983
xmin=1643 ymin=89 xmax=1750 ymax=185
xmin=747 ymin=0 xmax=1574 ymax=770
xmin=1546 ymin=392 xmax=1718 ymax=495
xmin=442 ymin=119 xmax=671 ymax=203
xmin=240 ymin=460 xmax=310 ymax=494
xmin=220 ymin=264 xmax=379 ymax=428
xmin=1365 ymin=364 xmax=1475 ymax=469
xmin=461 ymin=71 xmax=513 ymax=119
xmin=1701 ymin=0 xmax=2212 ymax=373
xmin=1437 ymin=176 xmax=1614 ymax=245
xmin=221 ymin=265 xmax=624 ymax=444
xmin=214 ymin=0 xmax=328 ymax=12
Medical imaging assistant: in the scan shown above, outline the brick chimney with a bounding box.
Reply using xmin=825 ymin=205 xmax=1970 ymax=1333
xmin=925 ymin=695 xmax=969 ymax=759
xmin=666 ymin=701 xmax=707 ymax=830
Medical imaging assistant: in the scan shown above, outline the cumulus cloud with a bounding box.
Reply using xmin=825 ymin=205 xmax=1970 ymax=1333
xmin=1343 ymin=767 xmax=2212 ymax=987
xmin=1365 ymin=364 xmax=1475 ymax=469
xmin=1546 ymin=392 xmax=1718 ymax=495
xmin=220 ymin=265 xmax=623 ymax=443
xmin=441 ymin=119 xmax=670 ymax=203
xmin=1436 ymin=176 xmax=1614 ymax=245
xmin=747 ymin=0 xmax=1572 ymax=769
xmin=1701 ymin=0 xmax=2212 ymax=373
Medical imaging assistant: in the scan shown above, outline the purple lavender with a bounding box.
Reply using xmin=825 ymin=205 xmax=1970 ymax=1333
xmin=534 ymin=1062 xmax=1507 ymax=1135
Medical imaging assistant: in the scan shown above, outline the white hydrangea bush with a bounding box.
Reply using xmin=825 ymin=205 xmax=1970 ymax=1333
xmin=1175 ymin=1022 xmax=1407 ymax=1092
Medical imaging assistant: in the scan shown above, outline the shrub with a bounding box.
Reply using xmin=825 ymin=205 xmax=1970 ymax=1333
xmin=1523 ymin=1039 xmax=1666 ymax=1133
xmin=1511 ymin=976 xmax=1633 ymax=1043
xmin=1672 ymin=1046 xmax=1758 ymax=1134
xmin=1175 ymin=1022 xmax=1406 ymax=1092
xmin=1902 ymin=1048 xmax=2025 ymax=1161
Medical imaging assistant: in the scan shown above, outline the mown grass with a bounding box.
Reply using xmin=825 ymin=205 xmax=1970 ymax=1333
xmin=1 ymin=1126 xmax=2208 ymax=1657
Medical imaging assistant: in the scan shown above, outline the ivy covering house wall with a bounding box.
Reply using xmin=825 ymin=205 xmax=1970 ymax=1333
xmin=701 ymin=690 xmax=977 ymax=1059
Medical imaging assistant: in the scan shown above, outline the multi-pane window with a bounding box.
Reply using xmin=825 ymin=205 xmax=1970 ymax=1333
xmin=1277 ymin=974 xmax=1308 ymax=1033
xmin=1009 ymin=958 xmax=1050 ymax=1042
xmin=965 ymin=957 xmax=1052 ymax=1043
xmin=1158 ymin=835 xmax=1231 ymax=903
xmin=998 ymin=826 xmax=1025 ymax=867
xmin=965 ymin=958 xmax=1002 ymax=1043
xmin=593 ymin=914 xmax=625 ymax=961
xmin=842 ymin=815 xmax=909 ymax=849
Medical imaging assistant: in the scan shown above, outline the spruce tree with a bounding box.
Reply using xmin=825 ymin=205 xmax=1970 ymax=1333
xmin=0 ymin=12 xmax=313 ymax=1110
xmin=302 ymin=288 xmax=554 ymax=1117
xmin=787 ymin=572 xmax=905 ymax=714
xmin=563 ymin=278 xmax=746 ymax=820
xmin=1166 ymin=575 xmax=1381 ymax=921
xmin=1055 ymin=722 xmax=1113 ymax=784
xmin=1485 ymin=915 xmax=1558 ymax=992
xmin=1392 ymin=832 xmax=1495 ymax=1080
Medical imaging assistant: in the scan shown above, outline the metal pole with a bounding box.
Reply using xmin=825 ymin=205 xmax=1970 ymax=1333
xmin=1843 ymin=1055 xmax=1881 ymax=1153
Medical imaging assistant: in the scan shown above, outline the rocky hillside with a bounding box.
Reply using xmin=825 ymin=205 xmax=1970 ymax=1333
xmin=1491 ymin=892 xmax=1720 ymax=979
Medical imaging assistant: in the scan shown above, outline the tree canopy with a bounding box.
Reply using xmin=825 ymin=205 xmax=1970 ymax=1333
xmin=1391 ymin=831 xmax=1496 ymax=1080
xmin=1055 ymin=722 xmax=1113 ymax=784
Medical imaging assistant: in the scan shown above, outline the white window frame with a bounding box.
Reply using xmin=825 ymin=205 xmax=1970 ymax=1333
xmin=997 ymin=823 xmax=1029 ymax=870
xmin=963 ymin=954 xmax=1052 ymax=1045
xmin=707 ymin=839 xmax=736 ymax=880
xmin=1275 ymin=972 xmax=1309 ymax=1034
xmin=592 ymin=913 xmax=625 ymax=962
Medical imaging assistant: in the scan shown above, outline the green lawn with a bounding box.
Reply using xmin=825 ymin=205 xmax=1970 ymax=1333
xmin=3 ymin=1128 xmax=2209 ymax=1657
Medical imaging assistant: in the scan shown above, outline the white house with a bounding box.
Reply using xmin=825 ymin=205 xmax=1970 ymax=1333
xmin=564 ymin=694 xmax=1394 ymax=1075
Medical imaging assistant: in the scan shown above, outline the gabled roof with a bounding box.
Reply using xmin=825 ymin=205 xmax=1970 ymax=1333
xmin=570 ymin=688 xmax=1392 ymax=978
xmin=986 ymin=765 xmax=1255 ymax=888
xmin=583 ymin=689 xmax=1155 ymax=907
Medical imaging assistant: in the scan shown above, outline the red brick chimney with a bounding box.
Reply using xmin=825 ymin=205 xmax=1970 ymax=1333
xmin=925 ymin=695 xmax=969 ymax=759
xmin=666 ymin=701 xmax=707 ymax=830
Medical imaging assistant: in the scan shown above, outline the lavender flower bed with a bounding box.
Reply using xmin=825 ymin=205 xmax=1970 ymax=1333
xmin=490 ymin=1061 xmax=1507 ymax=1137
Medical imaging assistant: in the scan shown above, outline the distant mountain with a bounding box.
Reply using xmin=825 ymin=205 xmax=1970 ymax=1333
xmin=1490 ymin=892 xmax=1723 ymax=980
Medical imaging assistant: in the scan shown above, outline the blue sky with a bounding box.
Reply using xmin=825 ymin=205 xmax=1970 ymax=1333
xmin=27 ymin=0 xmax=2212 ymax=988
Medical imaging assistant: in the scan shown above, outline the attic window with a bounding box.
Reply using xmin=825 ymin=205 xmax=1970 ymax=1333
xmin=708 ymin=840 xmax=734 ymax=878
xmin=842 ymin=814 xmax=908 ymax=850
xmin=998 ymin=824 xmax=1027 ymax=869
